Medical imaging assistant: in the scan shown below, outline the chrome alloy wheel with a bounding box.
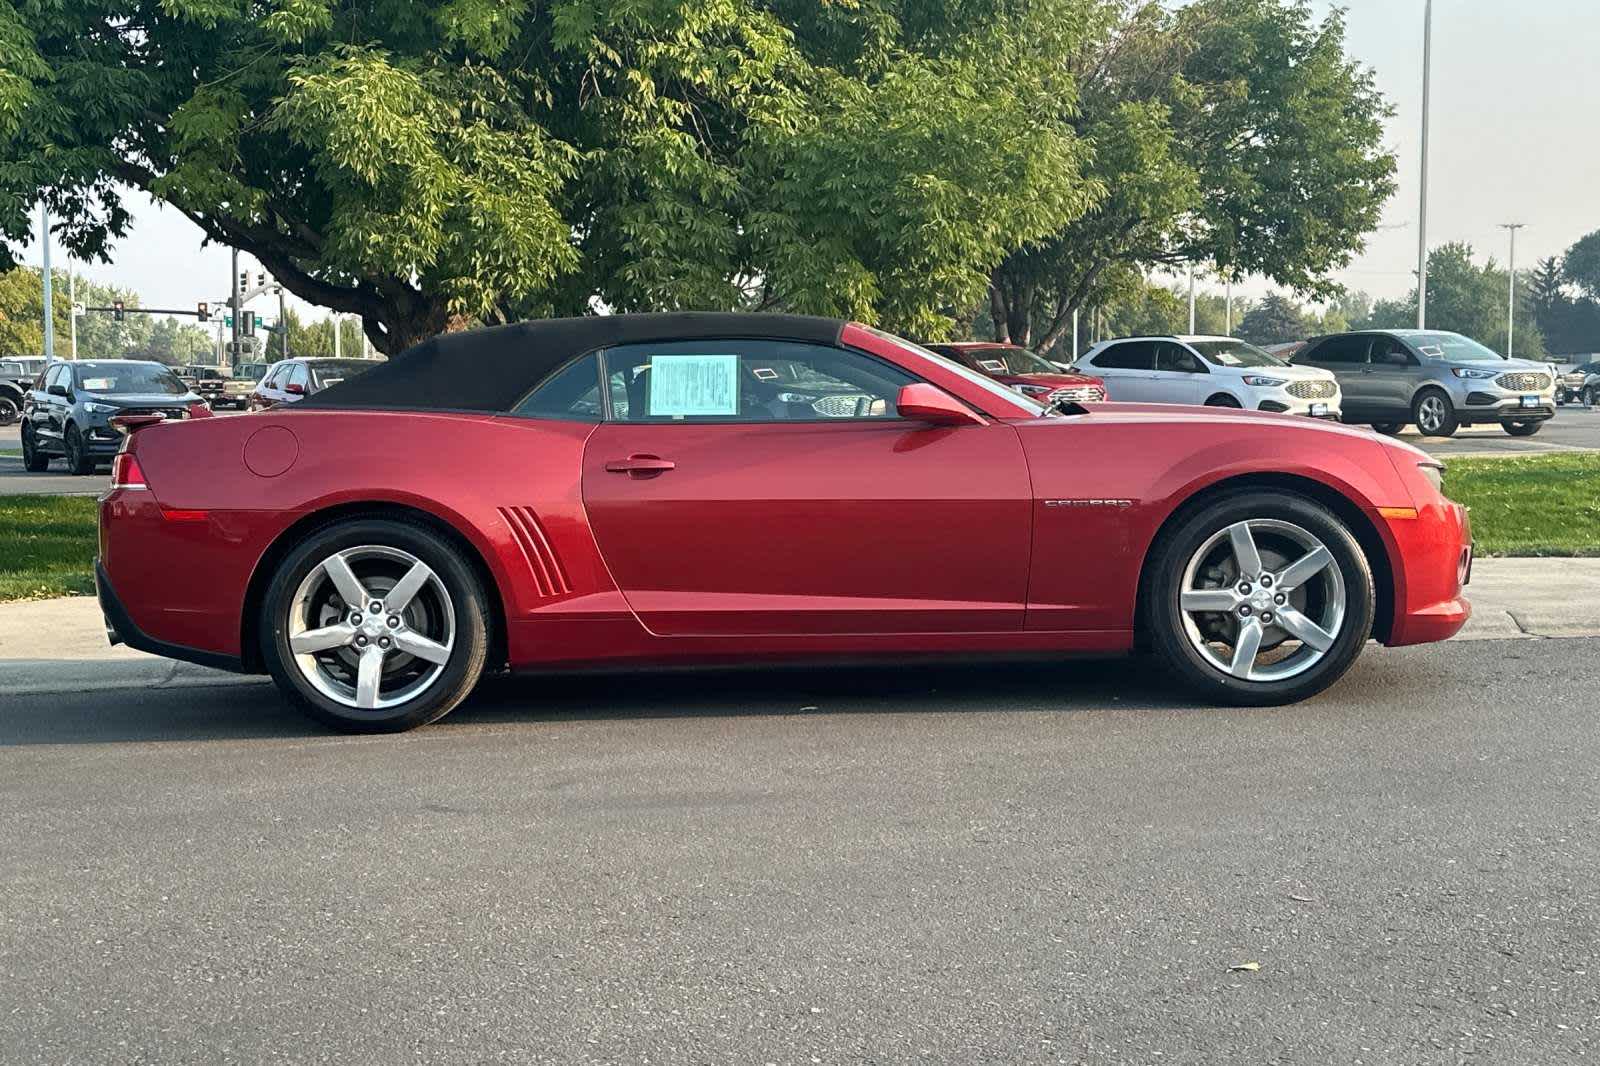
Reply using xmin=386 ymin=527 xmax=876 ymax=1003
xmin=286 ymin=545 xmax=456 ymax=711
xmin=1177 ymin=519 xmax=1346 ymax=683
xmin=1417 ymin=394 xmax=1449 ymax=434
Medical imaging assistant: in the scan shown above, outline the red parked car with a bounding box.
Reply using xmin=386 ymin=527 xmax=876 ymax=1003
xmin=97 ymin=313 xmax=1471 ymax=732
xmin=924 ymin=342 xmax=1106 ymax=405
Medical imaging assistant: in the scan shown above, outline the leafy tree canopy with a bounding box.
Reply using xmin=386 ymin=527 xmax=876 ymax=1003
xmin=1236 ymin=292 xmax=1312 ymax=346
xmin=1 ymin=0 xmax=1101 ymax=351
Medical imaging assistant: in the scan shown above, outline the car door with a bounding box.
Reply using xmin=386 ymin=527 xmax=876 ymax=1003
xmin=580 ymin=338 xmax=1033 ymax=636
xmin=38 ymin=364 xmax=69 ymax=446
xmin=1086 ymin=341 xmax=1157 ymax=400
xmin=1299 ymin=335 xmax=1375 ymax=418
xmin=1149 ymin=342 xmax=1207 ymax=404
xmin=1364 ymin=334 xmax=1422 ymax=418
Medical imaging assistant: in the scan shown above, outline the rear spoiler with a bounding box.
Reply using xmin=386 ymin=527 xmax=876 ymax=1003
xmin=108 ymin=413 xmax=168 ymax=435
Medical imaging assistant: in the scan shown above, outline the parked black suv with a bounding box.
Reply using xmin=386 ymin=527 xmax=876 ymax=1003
xmin=21 ymin=360 xmax=209 ymax=474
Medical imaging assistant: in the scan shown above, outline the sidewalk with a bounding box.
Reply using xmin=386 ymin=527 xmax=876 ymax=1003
xmin=3 ymin=559 xmax=1598 ymax=695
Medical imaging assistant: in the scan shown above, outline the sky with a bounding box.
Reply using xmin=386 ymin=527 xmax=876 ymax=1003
xmin=20 ymin=0 xmax=1600 ymax=316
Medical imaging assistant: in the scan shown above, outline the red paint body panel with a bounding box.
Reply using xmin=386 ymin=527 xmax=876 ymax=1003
xmin=97 ymin=322 xmax=1470 ymax=675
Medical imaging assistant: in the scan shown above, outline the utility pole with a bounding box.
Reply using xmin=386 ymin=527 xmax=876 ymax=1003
xmin=1187 ymin=264 xmax=1197 ymax=335
xmin=68 ymin=266 xmax=78 ymax=358
xmin=1500 ymin=223 xmax=1525 ymax=357
xmin=333 ymin=313 xmax=342 ymax=359
xmin=278 ymin=288 xmax=289 ymax=360
xmin=40 ymin=203 xmax=55 ymax=360
xmin=1416 ymin=0 xmax=1434 ymax=329
xmin=230 ymin=247 xmax=241 ymax=372
xmin=1071 ymin=308 xmax=1079 ymax=361
xmin=1225 ymin=276 xmax=1234 ymax=335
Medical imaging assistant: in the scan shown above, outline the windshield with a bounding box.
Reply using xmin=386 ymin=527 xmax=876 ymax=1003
xmin=1411 ymin=332 xmax=1505 ymax=362
xmin=1189 ymin=340 xmax=1286 ymax=368
xmin=862 ymin=328 xmax=1051 ymax=416
xmin=74 ymin=363 xmax=187 ymax=395
xmin=964 ymin=346 xmax=1059 ymax=376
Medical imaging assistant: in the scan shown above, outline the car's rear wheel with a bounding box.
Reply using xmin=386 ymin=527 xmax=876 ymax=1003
xmin=63 ymin=423 xmax=94 ymax=474
xmin=20 ymin=422 xmax=49 ymax=472
xmin=1411 ymin=389 xmax=1458 ymax=437
xmin=1503 ymin=421 xmax=1542 ymax=437
xmin=261 ymin=518 xmax=491 ymax=732
xmin=0 ymin=394 xmax=18 ymax=426
xmin=1145 ymin=492 xmax=1375 ymax=705
xmin=1371 ymin=422 xmax=1406 ymax=435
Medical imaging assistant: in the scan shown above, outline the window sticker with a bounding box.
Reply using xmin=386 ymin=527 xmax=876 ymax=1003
xmin=751 ymin=367 xmax=779 ymax=381
xmin=1418 ymin=345 xmax=1444 ymax=358
xmin=81 ymin=378 xmax=115 ymax=391
xmin=648 ymin=354 xmax=739 ymax=416
xmin=978 ymin=359 xmax=1007 ymax=373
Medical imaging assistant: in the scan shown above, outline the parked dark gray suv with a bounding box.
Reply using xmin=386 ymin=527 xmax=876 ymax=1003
xmin=21 ymin=360 xmax=208 ymax=474
xmin=1292 ymin=330 xmax=1556 ymax=437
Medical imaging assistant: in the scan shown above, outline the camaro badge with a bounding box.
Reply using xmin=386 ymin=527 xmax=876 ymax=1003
xmin=1043 ymin=499 xmax=1135 ymax=508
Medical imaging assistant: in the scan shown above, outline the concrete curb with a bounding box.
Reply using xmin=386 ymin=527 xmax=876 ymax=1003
xmin=3 ymin=557 xmax=1598 ymax=695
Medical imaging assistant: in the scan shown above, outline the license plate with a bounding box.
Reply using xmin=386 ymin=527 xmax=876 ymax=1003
xmin=1521 ymin=395 xmax=1538 ymax=408
xmin=1310 ymin=403 xmax=1329 ymax=417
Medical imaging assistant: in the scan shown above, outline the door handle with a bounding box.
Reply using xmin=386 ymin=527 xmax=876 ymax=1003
xmin=605 ymin=454 xmax=676 ymax=477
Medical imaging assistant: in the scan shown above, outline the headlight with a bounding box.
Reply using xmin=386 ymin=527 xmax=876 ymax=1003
xmin=1242 ymin=376 xmax=1287 ymax=388
xmin=1452 ymin=367 xmax=1496 ymax=379
xmin=83 ymin=401 xmax=118 ymax=414
xmin=1418 ymin=462 xmax=1445 ymax=494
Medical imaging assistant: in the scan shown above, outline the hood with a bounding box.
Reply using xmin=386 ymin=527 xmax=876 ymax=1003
xmin=1237 ymin=363 xmax=1336 ymax=381
xmin=1045 ymin=401 xmax=1376 ymax=441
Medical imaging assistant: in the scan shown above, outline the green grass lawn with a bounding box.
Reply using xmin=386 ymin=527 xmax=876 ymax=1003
xmin=1446 ymin=453 xmax=1600 ymax=557
xmin=0 ymin=454 xmax=1594 ymax=603
xmin=0 ymin=495 xmax=99 ymax=601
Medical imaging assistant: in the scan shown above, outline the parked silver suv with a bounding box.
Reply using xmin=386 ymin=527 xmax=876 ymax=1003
xmin=1291 ymin=330 xmax=1555 ymax=438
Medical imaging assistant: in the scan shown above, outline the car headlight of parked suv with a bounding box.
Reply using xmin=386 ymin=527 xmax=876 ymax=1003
xmin=1452 ymin=368 xmax=1497 ymax=380
xmin=84 ymin=401 xmax=119 ymax=414
xmin=1242 ymin=375 xmax=1288 ymax=388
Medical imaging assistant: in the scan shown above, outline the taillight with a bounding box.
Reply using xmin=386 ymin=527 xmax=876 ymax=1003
xmin=188 ymin=401 xmax=214 ymax=418
xmin=110 ymin=453 xmax=148 ymax=490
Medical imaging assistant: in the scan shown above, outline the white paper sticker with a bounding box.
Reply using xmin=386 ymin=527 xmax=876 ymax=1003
xmin=978 ymin=359 xmax=1007 ymax=373
xmin=648 ymin=354 xmax=739 ymax=417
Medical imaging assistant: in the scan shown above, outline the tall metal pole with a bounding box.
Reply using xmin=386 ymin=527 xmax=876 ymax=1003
xmin=1071 ymin=308 xmax=1079 ymax=361
xmin=230 ymin=247 xmax=241 ymax=372
xmin=1500 ymin=223 xmax=1524 ymax=357
xmin=333 ymin=314 xmax=342 ymax=359
xmin=1416 ymin=0 xmax=1434 ymax=329
xmin=1225 ymin=276 xmax=1234 ymax=335
xmin=68 ymin=266 xmax=77 ymax=358
xmin=278 ymin=289 xmax=289 ymax=360
xmin=1187 ymin=264 xmax=1197 ymax=334
xmin=40 ymin=203 xmax=55 ymax=359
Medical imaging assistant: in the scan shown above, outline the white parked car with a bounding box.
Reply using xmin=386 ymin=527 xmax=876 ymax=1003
xmin=1075 ymin=335 xmax=1342 ymax=419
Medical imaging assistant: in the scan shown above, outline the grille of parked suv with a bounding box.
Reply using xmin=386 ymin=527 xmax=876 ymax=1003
xmin=1496 ymin=372 xmax=1550 ymax=392
xmin=1050 ymin=385 xmax=1107 ymax=404
xmin=119 ymin=406 xmax=189 ymax=420
xmin=1286 ymin=380 xmax=1338 ymax=400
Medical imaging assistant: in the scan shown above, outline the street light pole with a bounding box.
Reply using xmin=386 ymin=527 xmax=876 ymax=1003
xmin=1416 ymin=0 xmax=1434 ymax=329
xmin=1500 ymin=223 xmax=1525 ymax=357
xmin=1187 ymin=264 xmax=1197 ymax=334
xmin=230 ymin=247 xmax=241 ymax=372
xmin=68 ymin=266 xmax=77 ymax=358
xmin=40 ymin=203 xmax=55 ymax=360
xmin=1225 ymin=276 xmax=1234 ymax=335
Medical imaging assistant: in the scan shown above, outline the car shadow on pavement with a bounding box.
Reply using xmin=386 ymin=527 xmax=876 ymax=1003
xmin=0 ymin=657 xmax=1206 ymax=746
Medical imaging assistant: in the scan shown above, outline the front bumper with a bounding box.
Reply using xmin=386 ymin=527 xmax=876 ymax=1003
xmin=1383 ymin=500 xmax=1473 ymax=647
xmin=1451 ymin=378 xmax=1556 ymax=423
xmin=1254 ymin=392 xmax=1343 ymax=419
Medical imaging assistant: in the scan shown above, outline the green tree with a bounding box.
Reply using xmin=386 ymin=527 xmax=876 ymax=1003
xmin=1 ymin=0 xmax=1098 ymax=351
xmin=1236 ymin=292 xmax=1312 ymax=345
xmin=1564 ymin=230 xmax=1600 ymax=301
xmin=0 ymin=266 xmax=68 ymax=355
xmin=988 ymin=0 xmax=1395 ymax=350
xmin=1363 ymin=243 xmax=1548 ymax=359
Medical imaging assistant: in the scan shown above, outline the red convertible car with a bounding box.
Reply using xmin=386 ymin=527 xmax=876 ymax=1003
xmin=96 ymin=313 xmax=1471 ymax=732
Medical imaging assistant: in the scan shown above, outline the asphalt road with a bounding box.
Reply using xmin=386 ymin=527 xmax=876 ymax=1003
xmin=4 ymin=639 xmax=1598 ymax=1063
xmin=4 ymin=407 xmax=1598 ymax=497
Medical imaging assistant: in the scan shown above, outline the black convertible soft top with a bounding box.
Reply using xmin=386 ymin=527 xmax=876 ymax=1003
xmin=299 ymin=312 xmax=847 ymax=413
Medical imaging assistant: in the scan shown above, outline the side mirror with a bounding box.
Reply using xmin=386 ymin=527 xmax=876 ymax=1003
xmin=896 ymin=383 xmax=986 ymax=427
xmin=284 ymin=382 xmax=306 ymax=395
xmin=47 ymin=383 xmax=68 ymax=397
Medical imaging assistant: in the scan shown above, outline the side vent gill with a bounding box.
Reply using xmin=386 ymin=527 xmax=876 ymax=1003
xmin=497 ymin=506 xmax=573 ymax=599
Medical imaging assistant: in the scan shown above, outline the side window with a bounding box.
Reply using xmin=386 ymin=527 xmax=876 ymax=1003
xmin=601 ymin=340 xmax=915 ymax=423
xmin=512 ymin=352 xmax=604 ymax=421
xmin=288 ymin=363 xmax=310 ymax=390
xmin=1155 ymin=343 xmax=1203 ymax=373
xmin=48 ymin=365 xmax=70 ymax=391
xmin=1093 ymin=342 xmax=1155 ymax=371
xmin=1369 ymin=336 xmax=1411 ymax=366
xmin=1308 ymin=336 xmax=1369 ymax=365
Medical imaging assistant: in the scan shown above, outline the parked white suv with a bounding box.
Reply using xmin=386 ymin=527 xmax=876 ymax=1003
xmin=1076 ymin=335 xmax=1342 ymax=419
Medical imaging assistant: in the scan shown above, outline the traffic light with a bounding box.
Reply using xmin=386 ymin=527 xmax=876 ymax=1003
xmin=197 ymin=301 xmax=210 ymax=322
xmin=256 ymin=272 xmax=267 ymax=289
xmin=241 ymin=311 xmax=256 ymax=337
xmin=238 ymin=269 xmax=249 ymax=291
xmin=113 ymin=300 xmax=125 ymax=321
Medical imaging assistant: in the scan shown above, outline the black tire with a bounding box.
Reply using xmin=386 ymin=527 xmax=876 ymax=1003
xmin=261 ymin=517 xmax=491 ymax=732
xmin=1144 ymin=491 xmax=1376 ymax=706
xmin=1410 ymin=388 xmax=1458 ymax=437
xmin=1205 ymin=394 xmax=1243 ymax=408
xmin=64 ymin=423 xmax=95 ymax=474
xmin=1585 ymin=386 xmax=1598 ymax=407
xmin=1371 ymin=422 xmax=1406 ymax=435
xmin=0 ymin=394 xmax=18 ymax=426
xmin=1504 ymin=421 xmax=1542 ymax=437
xmin=20 ymin=422 xmax=49 ymax=472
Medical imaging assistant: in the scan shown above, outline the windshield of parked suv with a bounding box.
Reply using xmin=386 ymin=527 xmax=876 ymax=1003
xmin=1411 ymin=332 xmax=1505 ymax=362
xmin=74 ymin=363 xmax=187 ymax=395
xmin=964 ymin=346 xmax=1059 ymax=376
xmin=308 ymin=360 xmax=378 ymax=389
xmin=1189 ymin=340 xmax=1286 ymax=368
xmin=863 ymin=328 xmax=1053 ymax=416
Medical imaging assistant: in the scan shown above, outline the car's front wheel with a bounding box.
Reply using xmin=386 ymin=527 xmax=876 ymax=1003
xmin=1411 ymin=389 xmax=1458 ymax=437
xmin=0 ymin=394 xmax=18 ymax=426
xmin=1585 ymin=385 xmax=1599 ymax=407
xmin=261 ymin=518 xmax=491 ymax=732
xmin=1145 ymin=492 xmax=1375 ymax=705
xmin=1371 ymin=422 xmax=1406 ymax=435
xmin=1504 ymin=421 xmax=1542 ymax=437
xmin=63 ymin=423 xmax=94 ymax=475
